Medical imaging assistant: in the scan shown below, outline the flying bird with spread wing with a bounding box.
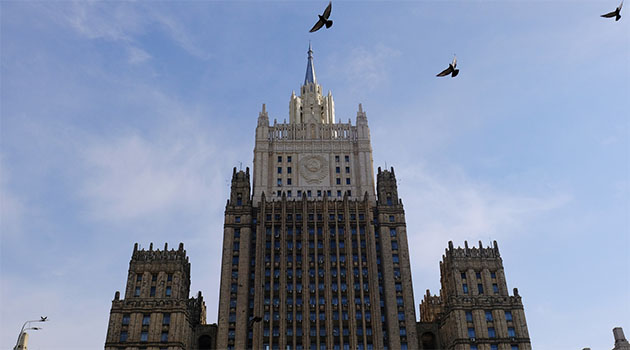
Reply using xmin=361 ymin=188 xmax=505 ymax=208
xmin=601 ymin=0 xmax=623 ymax=21
xmin=310 ymin=2 xmax=333 ymax=32
xmin=436 ymin=55 xmax=460 ymax=78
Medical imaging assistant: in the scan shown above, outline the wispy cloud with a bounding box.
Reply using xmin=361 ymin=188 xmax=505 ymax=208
xmin=330 ymin=44 xmax=401 ymax=91
xmin=400 ymin=163 xmax=571 ymax=269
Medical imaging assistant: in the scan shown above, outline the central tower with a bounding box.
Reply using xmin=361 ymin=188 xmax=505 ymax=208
xmin=252 ymin=43 xmax=375 ymax=203
xmin=217 ymin=46 xmax=418 ymax=350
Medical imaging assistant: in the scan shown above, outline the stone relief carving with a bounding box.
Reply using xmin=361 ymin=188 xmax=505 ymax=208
xmin=299 ymin=155 xmax=328 ymax=184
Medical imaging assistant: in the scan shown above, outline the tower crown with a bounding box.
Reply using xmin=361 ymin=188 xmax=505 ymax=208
xmin=289 ymin=44 xmax=335 ymax=124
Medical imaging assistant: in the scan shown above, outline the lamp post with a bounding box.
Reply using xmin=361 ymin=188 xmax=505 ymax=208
xmin=14 ymin=317 xmax=47 ymax=350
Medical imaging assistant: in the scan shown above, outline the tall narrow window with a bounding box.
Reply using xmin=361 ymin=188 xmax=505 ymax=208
xmin=165 ymin=286 xmax=172 ymax=297
xmin=142 ymin=314 xmax=150 ymax=325
xmin=163 ymin=313 xmax=171 ymax=325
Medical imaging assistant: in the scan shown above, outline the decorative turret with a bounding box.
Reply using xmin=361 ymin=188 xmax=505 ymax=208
xmin=377 ymin=166 xmax=399 ymax=206
xmin=229 ymin=167 xmax=251 ymax=207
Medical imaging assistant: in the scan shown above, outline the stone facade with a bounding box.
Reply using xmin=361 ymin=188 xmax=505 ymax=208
xmin=104 ymin=243 xmax=217 ymax=350
xmin=418 ymin=241 xmax=531 ymax=350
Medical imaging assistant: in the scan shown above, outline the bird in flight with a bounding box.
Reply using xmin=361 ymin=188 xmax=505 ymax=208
xmin=601 ymin=0 xmax=623 ymax=21
xmin=436 ymin=55 xmax=460 ymax=78
xmin=310 ymin=2 xmax=333 ymax=32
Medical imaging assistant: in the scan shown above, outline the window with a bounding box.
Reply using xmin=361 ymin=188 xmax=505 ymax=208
xmin=476 ymin=272 xmax=482 ymax=279
xmin=307 ymin=190 xmax=312 ymax=197
xmin=336 ymin=167 xmax=340 ymax=173
xmin=511 ymin=346 xmax=519 ymax=350
xmin=399 ymin=328 xmax=406 ymax=336
xmin=465 ymin=311 xmax=473 ymax=322
xmin=278 ymin=156 xmax=282 ymax=162
xmin=161 ymin=331 xmax=168 ymax=342
xmin=470 ymin=346 xmax=478 ymax=350
xmin=389 ymin=215 xmax=394 ymax=222
xmin=493 ymin=283 xmax=499 ymax=294
xmin=386 ymin=196 xmax=392 ymax=206
xmin=505 ymin=311 xmax=513 ymax=321
xmin=142 ymin=314 xmax=150 ymax=325
xmin=491 ymin=345 xmax=498 ymax=350
xmin=336 ymin=178 xmax=341 ymax=185
xmin=346 ymin=178 xmax=351 ymax=185
xmin=337 ymin=190 xmax=341 ymax=197
xmin=461 ymin=272 xmax=467 ymax=279
xmin=390 ymin=228 xmax=396 ymax=237
xmin=165 ymin=286 xmax=172 ymax=297
xmin=163 ymin=313 xmax=170 ymax=325
xmin=391 ymin=241 xmax=399 ymax=250
xmin=478 ymin=284 xmax=484 ymax=294
xmin=287 ymin=190 xmax=292 ymax=197
xmin=287 ymin=178 xmax=292 ymax=185
xmin=167 ymin=274 xmax=172 ymax=282
xmin=278 ymin=178 xmax=282 ymax=186
xmin=508 ymin=327 xmax=516 ymax=337
xmin=345 ymin=166 xmax=350 ymax=173
xmin=119 ymin=331 xmax=128 ymax=342
xmin=277 ymin=167 xmax=282 ymax=174
xmin=335 ymin=155 xmax=340 ymax=162
xmin=140 ymin=331 xmax=148 ymax=342
xmin=136 ymin=274 xmax=143 ymax=282
xmin=150 ymin=286 xmax=156 ymax=296
xmin=491 ymin=271 xmax=497 ymax=279
xmin=122 ymin=314 xmax=130 ymax=325
xmin=287 ymin=156 xmax=292 ymax=163
xmin=485 ymin=311 xmax=493 ymax=321
xmin=463 ymin=284 xmax=469 ymax=294
xmin=235 ymin=216 xmax=241 ymax=223
xmin=468 ymin=327 xmax=476 ymax=338
xmin=152 ymin=274 xmax=157 ymax=281
xmin=488 ymin=327 xmax=496 ymax=338
xmin=134 ymin=287 xmax=141 ymax=297
xmin=392 ymin=255 xmax=399 ymax=263
xmin=345 ymin=155 xmax=349 ymax=162
xmin=288 ymin=167 xmax=292 ymax=174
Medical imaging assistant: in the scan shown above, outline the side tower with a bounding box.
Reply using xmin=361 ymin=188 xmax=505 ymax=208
xmin=419 ymin=241 xmax=531 ymax=350
xmin=105 ymin=243 xmax=210 ymax=350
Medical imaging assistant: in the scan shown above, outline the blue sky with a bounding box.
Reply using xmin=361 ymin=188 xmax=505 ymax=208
xmin=1 ymin=1 xmax=628 ymax=349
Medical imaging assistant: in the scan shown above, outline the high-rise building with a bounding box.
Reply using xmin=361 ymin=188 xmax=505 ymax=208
xmin=105 ymin=45 xmax=531 ymax=350
xmin=216 ymin=44 xmax=418 ymax=350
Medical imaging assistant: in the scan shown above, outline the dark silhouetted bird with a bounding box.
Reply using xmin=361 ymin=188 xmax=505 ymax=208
xmin=40 ymin=316 xmax=48 ymax=322
xmin=310 ymin=2 xmax=333 ymax=32
xmin=601 ymin=0 xmax=623 ymax=21
xmin=436 ymin=56 xmax=460 ymax=78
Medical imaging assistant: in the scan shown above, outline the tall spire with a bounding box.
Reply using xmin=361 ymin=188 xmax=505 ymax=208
xmin=304 ymin=42 xmax=317 ymax=85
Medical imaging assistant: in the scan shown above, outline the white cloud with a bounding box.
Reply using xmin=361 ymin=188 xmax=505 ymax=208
xmin=330 ymin=44 xmax=401 ymax=91
xmin=127 ymin=46 xmax=151 ymax=64
xmin=79 ymin=118 xmax=229 ymax=223
xmin=400 ymin=163 xmax=571 ymax=269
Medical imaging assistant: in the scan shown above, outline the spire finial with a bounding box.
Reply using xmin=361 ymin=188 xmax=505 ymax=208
xmin=304 ymin=43 xmax=317 ymax=85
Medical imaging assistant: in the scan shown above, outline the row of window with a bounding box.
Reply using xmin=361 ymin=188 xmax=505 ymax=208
xmin=121 ymin=313 xmax=170 ymax=326
xmin=276 ymin=190 xmax=352 ymax=198
xmin=264 ymin=213 xmax=367 ymax=222
xmin=462 ymin=282 xmax=499 ymax=294
xmin=467 ymin=326 xmax=517 ymax=338
xmin=276 ymin=155 xmax=350 ymax=163
xmin=119 ymin=330 xmax=168 ymax=342
xmin=462 ymin=271 xmax=498 ymax=279
xmin=134 ymin=285 xmax=172 ymax=297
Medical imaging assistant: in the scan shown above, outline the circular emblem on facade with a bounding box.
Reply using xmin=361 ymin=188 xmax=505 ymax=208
xmin=300 ymin=155 xmax=328 ymax=184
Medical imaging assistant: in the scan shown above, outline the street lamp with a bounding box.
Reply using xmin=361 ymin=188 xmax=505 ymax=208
xmin=14 ymin=317 xmax=47 ymax=350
